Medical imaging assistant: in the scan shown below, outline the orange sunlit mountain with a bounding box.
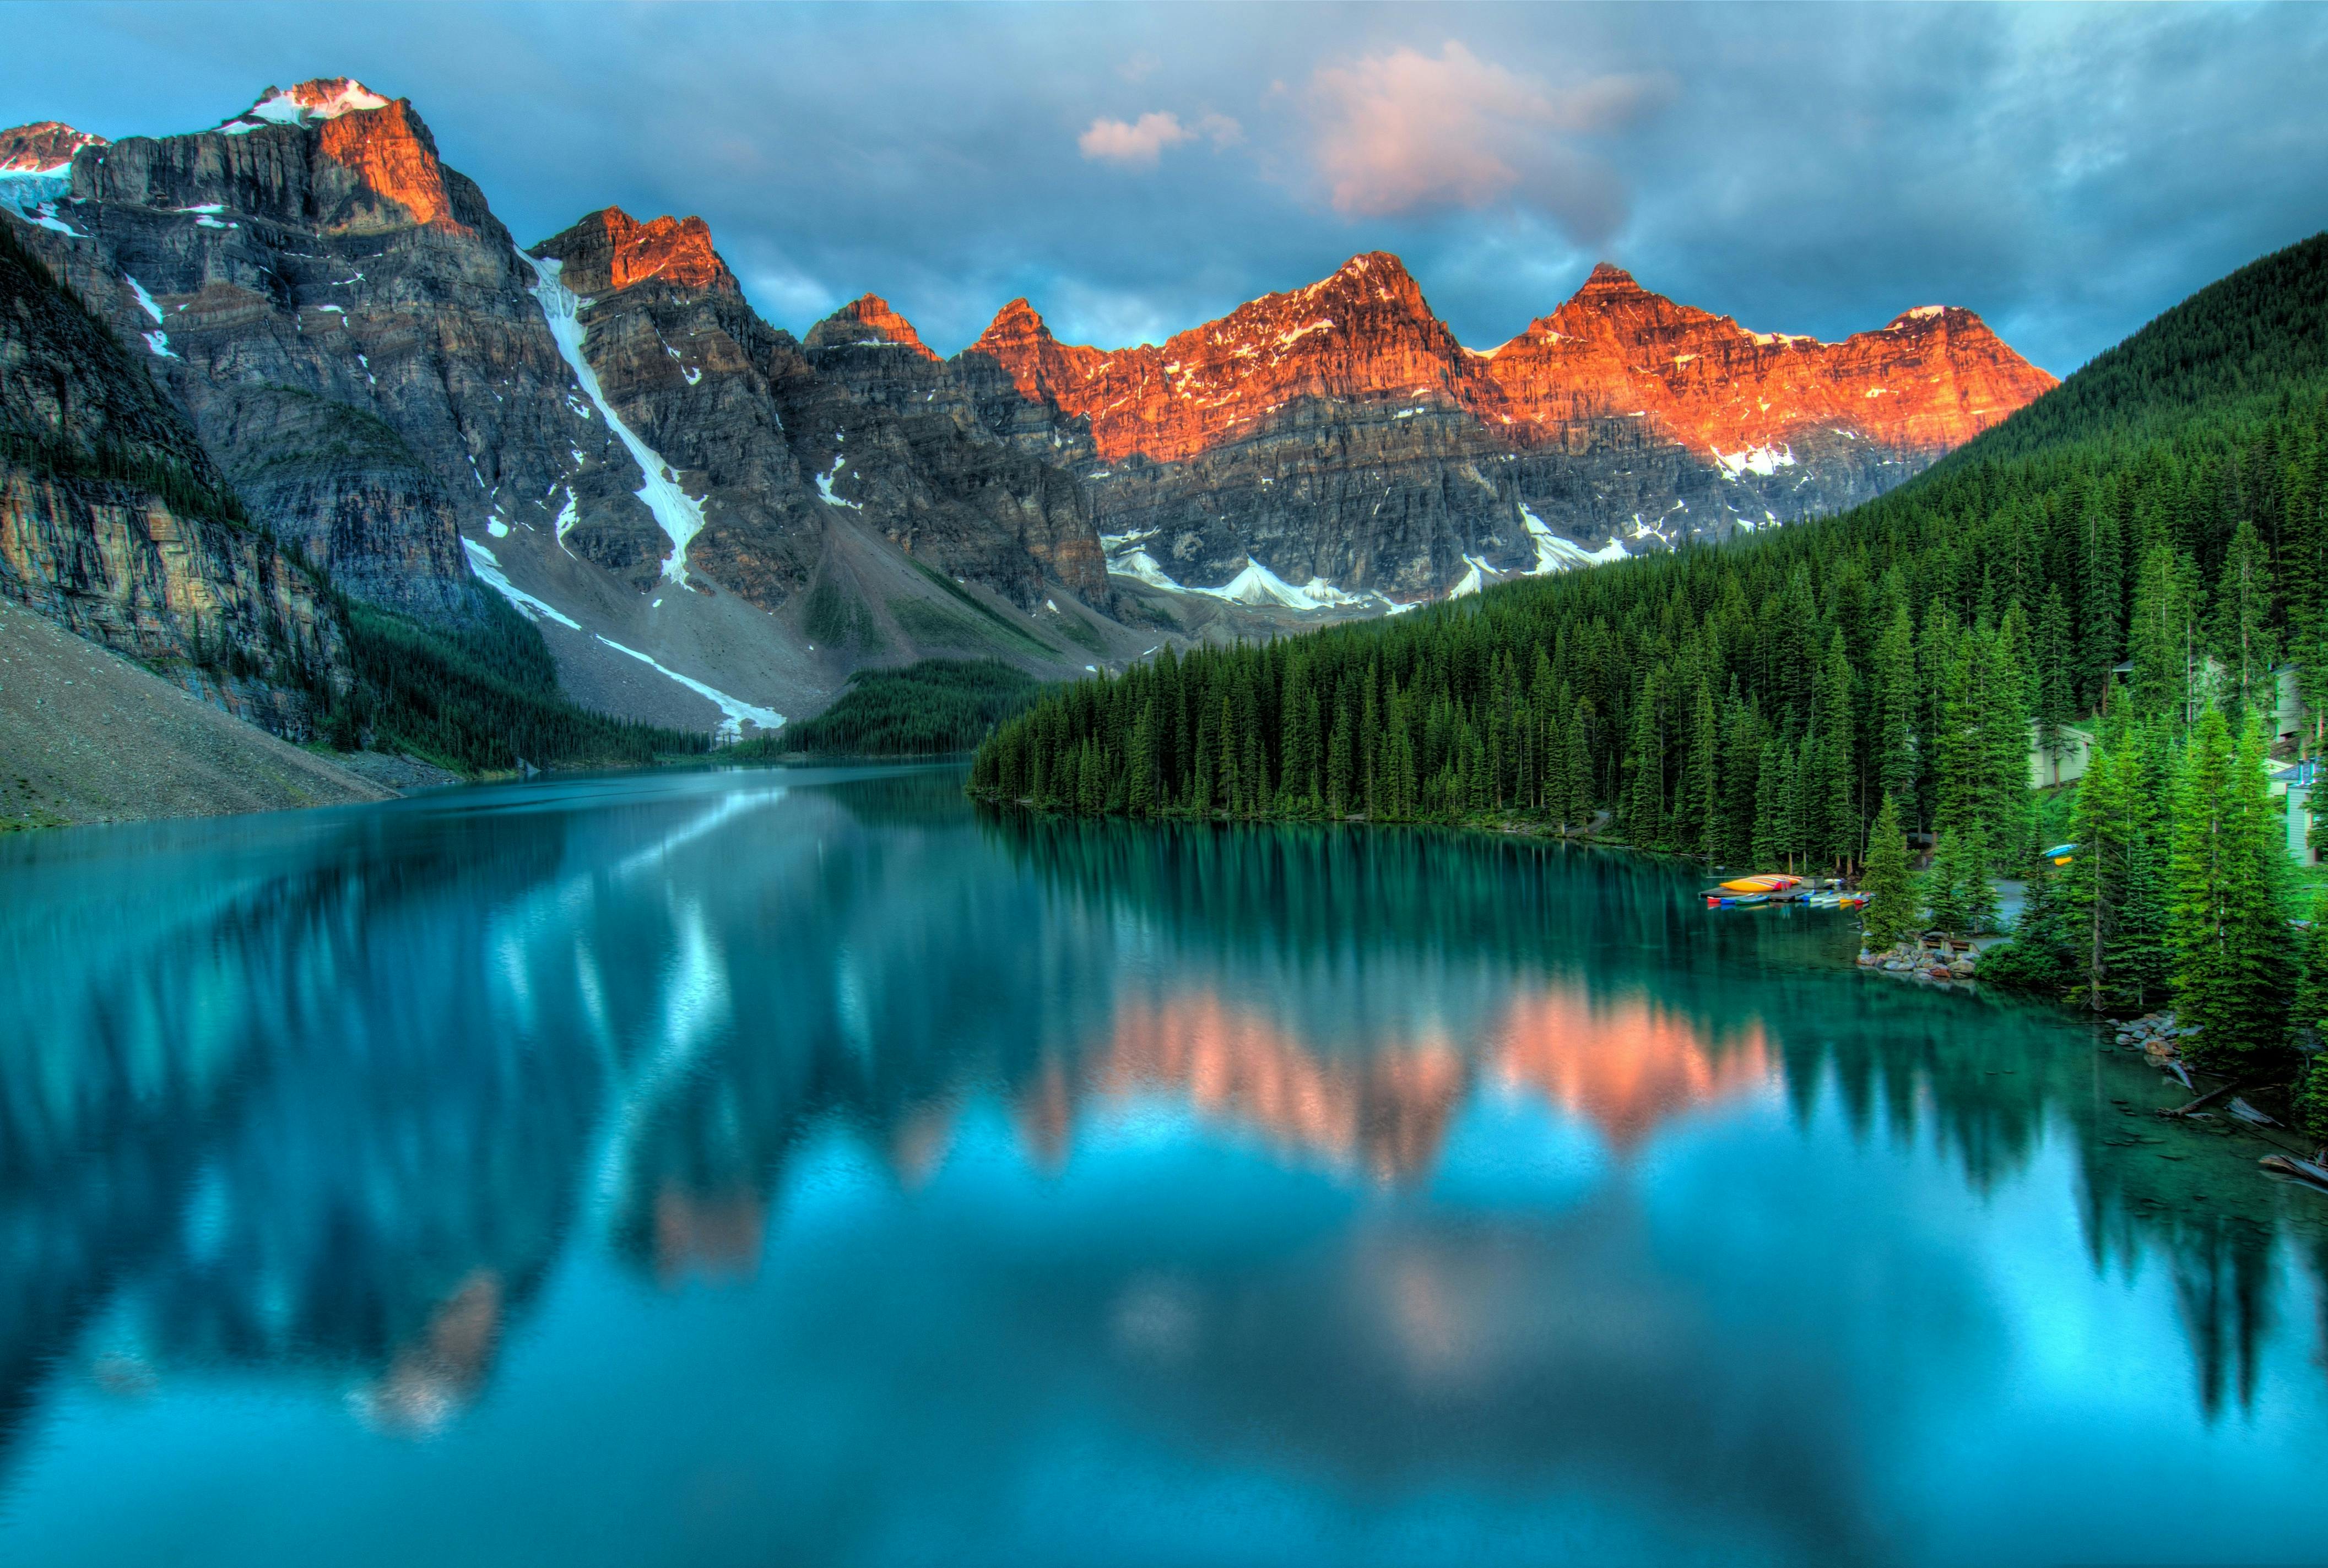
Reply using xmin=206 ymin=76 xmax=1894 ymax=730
xmin=967 ymin=253 xmax=2053 ymax=469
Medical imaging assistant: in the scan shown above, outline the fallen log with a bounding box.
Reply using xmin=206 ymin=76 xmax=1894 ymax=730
xmin=2260 ymin=1154 xmax=2328 ymax=1191
xmin=2156 ymin=1080 xmax=2251 ymax=1119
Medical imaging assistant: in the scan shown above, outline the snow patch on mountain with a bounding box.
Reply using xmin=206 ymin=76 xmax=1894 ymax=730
xmin=1109 ymin=547 xmax=1396 ymax=612
xmin=593 ymin=635 xmax=783 ymax=740
xmin=463 ymin=538 xmax=581 ymax=629
xmin=1710 ymin=442 xmax=1797 ymax=478
xmin=221 ymin=80 xmax=391 ymax=134
xmin=122 ymin=275 xmax=166 ymax=323
xmin=522 ymin=250 xmax=707 ymax=586
xmin=1519 ymin=504 xmax=1631 ymax=573
xmin=815 ymin=457 xmax=862 ymax=509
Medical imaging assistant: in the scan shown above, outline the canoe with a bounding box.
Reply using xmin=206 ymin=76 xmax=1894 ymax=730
xmin=1705 ymin=892 xmax=1769 ymax=909
xmin=1719 ymin=874 xmax=1801 ymax=894
xmin=2044 ymin=843 xmax=2078 ymax=866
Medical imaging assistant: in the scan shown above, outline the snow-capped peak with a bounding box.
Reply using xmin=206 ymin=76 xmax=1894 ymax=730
xmin=0 ymin=121 xmax=107 ymax=173
xmin=220 ymin=78 xmax=392 ymax=134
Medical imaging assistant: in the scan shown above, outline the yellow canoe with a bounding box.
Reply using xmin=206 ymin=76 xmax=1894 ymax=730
xmin=1719 ymin=875 xmax=1802 ymax=894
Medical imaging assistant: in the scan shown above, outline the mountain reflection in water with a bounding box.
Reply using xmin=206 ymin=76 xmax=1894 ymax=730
xmin=1 ymin=766 xmax=2324 ymax=1568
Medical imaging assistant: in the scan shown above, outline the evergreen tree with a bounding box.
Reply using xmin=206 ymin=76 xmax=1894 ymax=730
xmin=1751 ymin=739 xmax=1788 ymax=870
xmin=1927 ymin=824 xmax=1998 ymax=933
xmin=2033 ymin=585 xmax=2076 ymax=784
xmin=1873 ymin=601 xmax=1920 ymax=816
xmin=1981 ymin=840 xmax=2082 ymax=992
xmin=2209 ymin=518 xmax=2277 ymax=720
xmin=2167 ymin=709 xmax=2291 ymax=1061
xmin=1860 ymin=794 xmax=1919 ymax=949
xmin=1564 ymin=698 xmax=1594 ymax=831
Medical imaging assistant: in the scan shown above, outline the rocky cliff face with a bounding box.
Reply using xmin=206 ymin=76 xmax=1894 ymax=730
xmin=3 ymin=83 xmax=599 ymax=620
xmin=528 ymin=211 xmax=1110 ymax=627
xmin=1487 ymin=263 xmax=2052 ymax=457
xmin=0 ymin=221 xmax=346 ymax=736
xmin=966 ymin=254 xmax=2056 ymax=597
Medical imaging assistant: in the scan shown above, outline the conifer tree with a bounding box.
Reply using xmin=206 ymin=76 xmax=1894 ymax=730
xmin=1860 ymin=794 xmax=1919 ymax=949
xmin=2033 ymin=585 xmax=2076 ymax=783
xmin=2167 ymin=710 xmax=2291 ymax=1061
xmin=1808 ymin=633 xmax=1856 ymax=869
xmin=1927 ymin=824 xmax=1997 ymax=933
xmin=1691 ymin=676 xmax=1721 ymax=861
xmin=1874 ymin=602 xmax=1920 ymax=818
xmin=1978 ymin=615 xmax=2034 ymax=866
xmin=1128 ymin=701 xmax=1157 ymax=816
xmin=2209 ymin=519 xmax=2276 ymax=720
xmin=1751 ymin=739 xmax=1788 ymax=870
xmin=1565 ymin=698 xmax=1594 ymax=831
xmin=1981 ymin=840 xmax=2081 ymax=991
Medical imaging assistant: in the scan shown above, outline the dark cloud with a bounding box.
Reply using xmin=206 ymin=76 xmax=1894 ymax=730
xmin=2 ymin=2 xmax=2324 ymax=372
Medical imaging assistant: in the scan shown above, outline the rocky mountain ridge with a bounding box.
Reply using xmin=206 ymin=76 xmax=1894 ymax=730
xmin=957 ymin=253 xmax=2055 ymax=595
xmin=2 ymin=84 xmax=1148 ymax=740
xmin=1 ymin=76 xmax=2058 ymax=750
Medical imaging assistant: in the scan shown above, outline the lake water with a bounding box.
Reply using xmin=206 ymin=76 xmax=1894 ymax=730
xmin=2 ymin=764 xmax=2324 ymax=1567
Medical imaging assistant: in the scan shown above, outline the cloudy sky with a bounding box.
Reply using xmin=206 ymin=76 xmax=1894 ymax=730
xmin=7 ymin=1 xmax=2325 ymax=373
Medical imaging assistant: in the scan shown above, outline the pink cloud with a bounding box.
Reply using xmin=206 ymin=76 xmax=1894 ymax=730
xmin=1308 ymin=41 xmax=1668 ymax=238
xmin=1080 ymin=110 xmax=1243 ymax=167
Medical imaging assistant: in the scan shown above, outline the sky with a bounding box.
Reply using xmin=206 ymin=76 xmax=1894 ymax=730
xmin=6 ymin=1 xmax=2326 ymax=376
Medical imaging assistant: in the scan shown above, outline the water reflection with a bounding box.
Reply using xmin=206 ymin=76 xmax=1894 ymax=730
xmin=0 ymin=768 xmax=2323 ymax=1566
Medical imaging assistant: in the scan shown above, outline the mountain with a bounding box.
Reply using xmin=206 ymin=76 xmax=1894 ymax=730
xmin=971 ymin=231 xmax=2328 ymax=877
xmin=2 ymin=75 xmax=2055 ymax=767
xmin=0 ymin=122 xmax=106 ymax=172
xmin=965 ymin=253 xmax=2054 ymax=599
xmin=1 ymin=218 xmax=348 ymax=737
xmin=2 ymin=83 xmax=1141 ymax=742
xmin=1 ymin=170 xmax=717 ymax=780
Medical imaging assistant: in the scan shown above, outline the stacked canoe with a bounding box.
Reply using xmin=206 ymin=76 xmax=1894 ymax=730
xmin=1704 ymin=875 xmax=1802 ymax=909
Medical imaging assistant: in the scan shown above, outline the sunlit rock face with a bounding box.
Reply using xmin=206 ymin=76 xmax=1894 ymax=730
xmin=0 ymin=121 xmax=107 ymax=172
xmin=964 ymin=254 xmax=2054 ymax=598
xmin=536 ymin=208 xmax=738 ymax=299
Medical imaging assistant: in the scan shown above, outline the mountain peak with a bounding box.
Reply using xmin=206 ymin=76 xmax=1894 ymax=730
xmin=1575 ymin=261 xmax=1648 ymax=297
xmin=221 ymin=78 xmax=394 ymax=133
xmin=1885 ymin=303 xmax=1959 ymax=330
xmin=0 ymin=121 xmax=107 ymax=173
xmin=533 ymin=208 xmax=737 ymax=297
xmin=981 ymin=297 xmax=1053 ymax=341
xmin=1303 ymin=249 xmax=1426 ymax=309
xmin=808 ymin=294 xmax=938 ymax=360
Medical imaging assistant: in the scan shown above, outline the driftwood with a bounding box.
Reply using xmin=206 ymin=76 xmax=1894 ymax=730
xmin=2157 ymin=1079 xmax=2251 ymax=1119
xmin=2260 ymin=1154 xmax=2328 ymax=1190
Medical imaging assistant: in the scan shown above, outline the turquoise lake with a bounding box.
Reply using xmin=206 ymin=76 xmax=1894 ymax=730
xmin=2 ymin=763 xmax=2324 ymax=1566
